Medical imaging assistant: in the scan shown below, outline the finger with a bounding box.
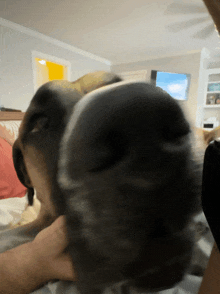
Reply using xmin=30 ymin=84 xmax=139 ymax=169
xmin=52 ymin=215 xmax=66 ymax=229
xmin=48 ymin=216 xmax=68 ymax=237
xmin=56 ymin=256 xmax=76 ymax=281
xmin=52 ymin=217 xmax=69 ymax=249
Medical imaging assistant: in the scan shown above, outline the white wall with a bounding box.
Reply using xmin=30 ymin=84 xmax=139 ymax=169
xmin=0 ymin=19 xmax=111 ymax=111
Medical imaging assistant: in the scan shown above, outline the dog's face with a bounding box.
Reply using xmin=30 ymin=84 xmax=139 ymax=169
xmin=13 ymin=71 xmax=202 ymax=294
xmin=13 ymin=80 xmax=82 ymax=222
xmin=13 ymin=72 xmax=122 ymax=222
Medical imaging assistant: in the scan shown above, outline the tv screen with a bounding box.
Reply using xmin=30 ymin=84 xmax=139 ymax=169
xmin=151 ymin=70 xmax=191 ymax=101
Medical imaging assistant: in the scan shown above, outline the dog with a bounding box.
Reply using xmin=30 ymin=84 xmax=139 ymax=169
xmin=0 ymin=71 xmax=203 ymax=294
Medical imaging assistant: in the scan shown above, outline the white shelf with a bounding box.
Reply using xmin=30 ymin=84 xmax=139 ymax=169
xmin=207 ymin=91 xmax=220 ymax=93
xmin=208 ymin=81 xmax=220 ymax=84
xmin=204 ymin=68 xmax=220 ymax=110
xmin=204 ymin=105 xmax=220 ymax=108
xmin=197 ymin=57 xmax=220 ymax=128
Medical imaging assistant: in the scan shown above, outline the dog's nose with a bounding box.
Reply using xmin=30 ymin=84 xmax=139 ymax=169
xmin=57 ymin=80 xmax=200 ymax=293
xmin=58 ymin=81 xmax=190 ymax=187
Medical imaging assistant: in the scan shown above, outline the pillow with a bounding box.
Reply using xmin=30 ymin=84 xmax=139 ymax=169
xmin=0 ymin=121 xmax=21 ymax=145
xmin=0 ymin=137 xmax=27 ymax=200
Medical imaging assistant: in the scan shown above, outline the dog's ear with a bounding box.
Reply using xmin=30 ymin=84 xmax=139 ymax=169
xmin=13 ymin=141 xmax=34 ymax=205
xmin=72 ymin=71 xmax=123 ymax=95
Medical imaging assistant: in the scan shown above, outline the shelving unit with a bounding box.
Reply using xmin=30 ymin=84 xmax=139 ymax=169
xmin=204 ymin=68 xmax=220 ymax=107
xmin=196 ymin=48 xmax=220 ymax=128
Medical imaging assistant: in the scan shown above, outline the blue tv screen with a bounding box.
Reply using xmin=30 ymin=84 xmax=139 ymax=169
xmin=152 ymin=71 xmax=191 ymax=101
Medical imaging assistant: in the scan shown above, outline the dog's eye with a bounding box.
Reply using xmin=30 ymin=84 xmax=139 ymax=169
xmin=31 ymin=116 xmax=49 ymax=133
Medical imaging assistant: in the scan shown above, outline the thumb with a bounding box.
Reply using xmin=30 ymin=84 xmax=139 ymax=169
xmin=52 ymin=216 xmax=69 ymax=247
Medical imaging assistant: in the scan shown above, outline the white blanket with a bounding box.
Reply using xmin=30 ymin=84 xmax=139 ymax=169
xmin=0 ymin=195 xmax=28 ymax=230
xmin=30 ymin=274 xmax=202 ymax=294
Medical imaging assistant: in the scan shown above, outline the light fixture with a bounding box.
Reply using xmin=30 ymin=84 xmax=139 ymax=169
xmin=38 ymin=60 xmax=46 ymax=65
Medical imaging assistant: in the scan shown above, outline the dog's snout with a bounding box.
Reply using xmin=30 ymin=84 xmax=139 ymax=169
xmin=132 ymin=255 xmax=190 ymax=292
xmin=149 ymin=218 xmax=195 ymax=241
xmin=57 ymin=79 xmax=201 ymax=294
xmin=59 ymin=81 xmax=190 ymax=184
xmin=149 ymin=218 xmax=173 ymax=239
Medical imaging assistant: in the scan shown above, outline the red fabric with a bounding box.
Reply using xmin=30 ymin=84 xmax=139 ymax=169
xmin=0 ymin=137 xmax=27 ymax=199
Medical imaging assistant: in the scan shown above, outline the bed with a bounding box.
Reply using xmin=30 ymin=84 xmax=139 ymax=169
xmin=0 ymin=111 xmax=41 ymax=230
xmin=0 ymin=112 xmax=215 ymax=293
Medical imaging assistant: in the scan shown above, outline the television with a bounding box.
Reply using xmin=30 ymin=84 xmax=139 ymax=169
xmin=151 ymin=70 xmax=191 ymax=101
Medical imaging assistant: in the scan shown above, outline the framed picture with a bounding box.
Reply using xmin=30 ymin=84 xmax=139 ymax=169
xmin=206 ymin=94 xmax=216 ymax=105
xmin=207 ymin=83 xmax=220 ymax=92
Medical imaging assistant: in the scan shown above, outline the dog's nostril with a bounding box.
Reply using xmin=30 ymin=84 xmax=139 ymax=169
xmin=162 ymin=129 xmax=189 ymax=142
xmin=161 ymin=119 xmax=190 ymax=142
xmin=89 ymin=130 xmax=127 ymax=172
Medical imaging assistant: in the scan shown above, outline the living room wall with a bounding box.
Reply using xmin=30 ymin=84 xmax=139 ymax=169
xmin=112 ymin=52 xmax=201 ymax=127
xmin=0 ymin=18 xmax=111 ymax=112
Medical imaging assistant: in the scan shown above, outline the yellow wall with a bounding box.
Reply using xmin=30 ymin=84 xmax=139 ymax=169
xmin=35 ymin=58 xmax=67 ymax=89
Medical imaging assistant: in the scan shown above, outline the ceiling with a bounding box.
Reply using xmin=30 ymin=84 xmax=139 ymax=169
xmin=0 ymin=0 xmax=220 ymax=64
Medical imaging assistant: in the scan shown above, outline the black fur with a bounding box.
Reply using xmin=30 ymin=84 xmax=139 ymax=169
xmin=11 ymin=74 xmax=202 ymax=294
xmin=58 ymin=81 xmax=202 ymax=293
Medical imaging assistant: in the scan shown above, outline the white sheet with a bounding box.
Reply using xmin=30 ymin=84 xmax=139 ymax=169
xmin=0 ymin=195 xmax=28 ymax=230
xmin=30 ymin=274 xmax=203 ymax=294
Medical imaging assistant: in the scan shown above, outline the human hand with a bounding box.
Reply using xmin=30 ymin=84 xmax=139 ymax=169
xmin=32 ymin=215 xmax=76 ymax=282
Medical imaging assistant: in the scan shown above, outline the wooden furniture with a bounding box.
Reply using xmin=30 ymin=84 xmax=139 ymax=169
xmin=0 ymin=112 xmax=25 ymax=145
xmin=0 ymin=112 xmax=25 ymax=121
